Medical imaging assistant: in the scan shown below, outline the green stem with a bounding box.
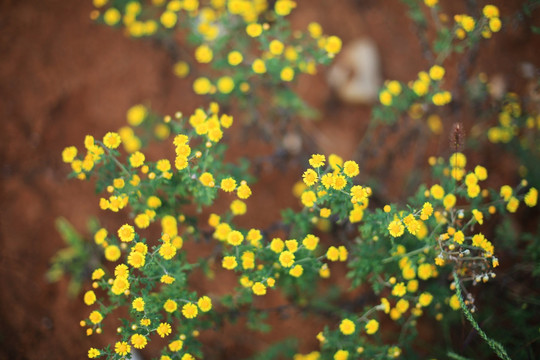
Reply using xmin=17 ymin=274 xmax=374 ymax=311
xmin=452 ymin=271 xmax=511 ymax=360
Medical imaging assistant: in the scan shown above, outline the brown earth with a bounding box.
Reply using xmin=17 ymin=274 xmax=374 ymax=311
xmin=1 ymin=0 xmax=538 ymax=359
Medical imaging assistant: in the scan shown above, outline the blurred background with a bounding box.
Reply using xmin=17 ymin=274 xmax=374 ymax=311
xmin=1 ymin=0 xmax=539 ymax=358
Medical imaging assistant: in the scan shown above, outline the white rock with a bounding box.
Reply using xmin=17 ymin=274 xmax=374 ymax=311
xmin=327 ymin=38 xmax=382 ymax=104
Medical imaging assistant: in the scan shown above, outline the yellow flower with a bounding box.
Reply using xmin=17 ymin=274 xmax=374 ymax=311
xmin=131 ymin=334 xmax=147 ymax=349
xmin=270 ymin=238 xmax=285 ymax=253
xmin=454 ymin=230 xmax=465 ymax=244
xmin=460 ymin=15 xmax=475 ymax=32
xmin=279 ymin=251 xmax=295 ymax=268
xmin=343 ymin=160 xmax=359 ymax=177
xmin=275 ymin=0 xmax=296 ymax=16
xmin=227 ymin=230 xmax=244 ymax=246
xmin=193 ymin=77 xmax=212 ymax=95
xmin=500 ymin=185 xmax=513 ymax=201
xmin=321 ymin=173 xmax=334 ymax=189
xmin=182 ymin=303 xmax=198 ymax=318
xmin=161 ymin=274 xmax=175 ymax=284
xmin=163 ymin=299 xmax=178 ymax=313
xmin=325 ymin=35 xmax=342 ymax=54
xmin=160 ymin=11 xmax=177 ymax=28
xmin=199 ymin=172 xmax=215 ymax=187
xmin=396 ymin=298 xmax=409 ymax=313
xmin=388 ymin=220 xmax=404 ymax=237
xmin=157 ymin=322 xmax=172 ymax=337
xmin=483 ymin=5 xmax=499 ymax=18
xmin=332 ymin=175 xmax=347 ymax=190
xmin=420 ymin=202 xmax=433 ymax=220
xmin=117 ymin=224 xmax=135 ymax=242
xmin=132 ymin=297 xmax=145 ymax=312
xmin=303 ymin=234 xmax=319 ymax=250
xmin=309 ymin=154 xmax=326 ymax=168
xmin=280 ymin=67 xmax=294 ymax=82
xmin=319 ymin=264 xmax=330 ymax=278
xmin=407 ymin=279 xmax=419 ymax=292
xmin=195 ymin=44 xmax=213 ymax=63
xmin=103 ymin=132 xmax=121 ymax=149
xmin=392 ymin=282 xmax=406 ymax=297
xmin=339 ymin=319 xmax=356 ymax=335
xmin=62 ymin=146 xmax=77 ymax=163
xmin=301 ymin=191 xmax=317 ymax=207
xmin=387 ymin=80 xmax=402 ymax=95
xmin=230 ymin=200 xmax=246 ymax=215
xmin=93 ymin=229 xmax=107 ymax=246
xmin=424 ymin=0 xmax=438 ymax=7
xmin=169 ymin=339 xmax=183 ymax=352
xmin=198 ymin=296 xmax=212 ymax=312
xmin=365 ymin=319 xmax=379 ymax=334
xmin=84 ymin=290 xmax=96 ymax=306
xmin=252 ymin=58 xmax=266 ymax=74
xmin=222 ymin=256 xmax=238 ymax=270
xmin=443 ymin=194 xmax=456 ymax=210
xmin=159 ymin=242 xmax=177 ymax=260
xmin=92 ymin=268 xmax=105 ymax=280
xmin=89 ymin=310 xmax=103 ymax=324
xmin=334 ymin=350 xmax=348 ymax=360
xmin=302 ymin=169 xmax=318 ymax=186
xmin=418 ymin=292 xmax=433 ymax=307
xmin=217 ymin=76 xmax=235 ymax=94
xmin=489 ymin=17 xmax=501 ymax=32
xmin=525 ymin=187 xmax=538 ymax=207
xmin=429 ymin=65 xmax=445 ymax=80
xmin=474 ymin=165 xmax=488 ymax=180
xmin=252 ymin=282 xmax=267 ymax=295
xmin=417 ymin=263 xmax=433 ymax=280
xmin=228 ymin=51 xmax=243 ymax=66
xmin=246 ymin=23 xmax=263 ymax=37
xmin=338 ymin=246 xmax=348 ymax=261
xmin=114 ymin=341 xmax=131 ymax=356
xmin=350 ymin=185 xmax=368 ymax=204
xmin=104 ymin=245 xmax=121 ymax=261
xmin=128 ymin=250 xmax=145 ymax=268
xmin=129 ymin=151 xmax=145 ymax=168
xmin=220 ymin=177 xmax=237 ymax=192
xmin=289 ymin=264 xmax=303 ymax=277
xmin=430 ymin=184 xmax=445 ymax=199
xmin=320 ymin=208 xmax=331 ymax=218
xmin=308 ymin=22 xmax=322 ymax=38
xmin=173 ymin=61 xmax=189 ymax=78
xmin=237 ymin=182 xmax=252 ymax=199
xmin=104 ymin=8 xmax=121 ymax=25
xmin=379 ymin=90 xmax=392 ymax=106
xmin=134 ymin=213 xmax=150 ymax=229
xmin=412 ymin=79 xmax=429 ymax=96
xmin=472 ymin=209 xmax=484 ymax=225
xmin=88 ymin=348 xmax=100 ymax=358
xmin=506 ymin=196 xmax=519 ymax=213
xmin=326 ymin=246 xmax=339 ymax=261
xmin=269 ymin=39 xmax=284 ymax=55
xmin=449 ymin=294 xmax=460 ymax=310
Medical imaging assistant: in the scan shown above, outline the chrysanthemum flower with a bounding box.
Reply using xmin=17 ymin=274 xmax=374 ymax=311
xmin=182 ymin=303 xmax=198 ymax=319
xmin=114 ymin=341 xmax=131 ymax=356
xmin=103 ymin=132 xmax=121 ymax=149
xmin=339 ymin=319 xmax=356 ymax=335
xmin=131 ymin=334 xmax=147 ymax=349
xmin=157 ymin=322 xmax=172 ymax=337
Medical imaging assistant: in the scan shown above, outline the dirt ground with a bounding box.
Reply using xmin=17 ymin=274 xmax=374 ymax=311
xmin=1 ymin=0 xmax=538 ymax=359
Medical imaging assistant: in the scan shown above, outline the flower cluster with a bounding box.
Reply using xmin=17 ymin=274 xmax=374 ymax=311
xmin=284 ymin=151 xmax=537 ymax=358
xmin=53 ymin=2 xmax=540 ymax=360
xmin=373 ymin=4 xmax=502 ymax=126
xmin=90 ymin=0 xmax=341 ymax=128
